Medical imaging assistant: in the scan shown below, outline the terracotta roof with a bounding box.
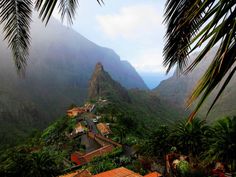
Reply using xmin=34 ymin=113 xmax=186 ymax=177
xmin=67 ymin=107 xmax=86 ymax=117
xmin=144 ymin=172 xmax=162 ymax=177
xmin=75 ymin=123 xmax=86 ymax=133
xmin=60 ymin=168 xmax=162 ymax=177
xmin=93 ymin=167 xmax=142 ymax=177
xmin=96 ymin=123 xmax=112 ymax=135
xmin=59 ymin=170 xmax=92 ymax=177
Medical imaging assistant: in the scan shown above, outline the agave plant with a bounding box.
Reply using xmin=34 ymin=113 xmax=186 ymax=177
xmin=164 ymin=0 xmax=236 ymax=120
xmin=203 ymin=116 xmax=236 ymax=171
xmin=0 ymin=0 xmax=103 ymax=74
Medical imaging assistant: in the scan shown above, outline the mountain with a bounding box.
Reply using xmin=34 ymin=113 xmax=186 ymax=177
xmin=0 ymin=14 xmax=147 ymax=147
xmin=154 ymin=48 xmax=236 ymax=121
xmin=88 ymin=63 xmax=131 ymax=103
xmin=88 ymin=63 xmax=182 ymax=125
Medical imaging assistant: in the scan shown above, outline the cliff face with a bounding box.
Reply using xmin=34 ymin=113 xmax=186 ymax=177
xmin=88 ymin=63 xmax=131 ymax=103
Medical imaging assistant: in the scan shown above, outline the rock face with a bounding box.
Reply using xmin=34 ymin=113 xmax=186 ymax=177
xmin=154 ymin=48 xmax=236 ymax=120
xmin=88 ymin=63 xmax=131 ymax=103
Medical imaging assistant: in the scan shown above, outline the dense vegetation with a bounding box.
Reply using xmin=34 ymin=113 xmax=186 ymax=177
xmin=0 ymin=104 xmax=235 ymax=177
xmin=139 ymin=117 xmax=236 ymax=176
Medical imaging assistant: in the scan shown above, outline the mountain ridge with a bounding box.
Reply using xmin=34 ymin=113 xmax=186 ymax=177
xmin=154 ymin=48 xmax=236 ymax=121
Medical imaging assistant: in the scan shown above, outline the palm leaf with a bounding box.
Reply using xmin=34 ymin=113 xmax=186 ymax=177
xmin=35 ymin=0 xmax=104 ymax=24
xmin=163 ymin=0 xmax=204 ymax=73
xmin=58 ymin=0 xmax=79 ymax=25
xmin=164 ymin=0 xmax=236 ymax=121
xmin=0 ymin=0 xmax=32 ymax=74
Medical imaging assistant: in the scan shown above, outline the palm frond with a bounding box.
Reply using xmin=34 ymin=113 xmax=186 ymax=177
xmin=35 ymin=0 xmax=104 ymax=24
xmin=58 ymin=0 xmax=79 ymax=25
xmin=35 ymin=0 xmax=58 ymax=24
xmin=164 ymin=0 xmax=236 ymax=120
xmin=0 ymin=0 xmax=32 ymax=73
xmin=163 ymin=0 xmax=204 ymax=73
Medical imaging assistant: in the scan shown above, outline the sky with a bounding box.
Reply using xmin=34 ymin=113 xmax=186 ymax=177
xmin=53 ymin=0 xmax=173 ymax=89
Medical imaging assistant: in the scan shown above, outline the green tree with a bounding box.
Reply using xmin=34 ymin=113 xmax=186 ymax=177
xmin=170 ymin=118 xmax=209 ymax=158
xmin=203 ymin=116 xmax=236 ymax=171
xmin=164 ymin=0 xmax=236 ymax=120
xmin=0 ymin=146 xmax=65 ymax=177
xmin=140 ymin=125 xmax=171 ymax=159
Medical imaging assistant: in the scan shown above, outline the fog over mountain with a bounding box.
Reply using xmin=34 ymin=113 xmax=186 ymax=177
xmin=0 ymin=15 xmax=147 ymax=146
xmin=154 ymin=48 xmax=236 ymax=121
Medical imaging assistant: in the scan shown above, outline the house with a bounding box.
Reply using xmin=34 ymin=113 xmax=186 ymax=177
xmin=71 ymin=132 xmax=121 ymax=166
xmin=75 ymin=123 xmax=86 ymax=134
xmin=59 ymin=167 xmax=162 ymax=177
xmin=96 ymin=123 xmax=112 ymax=136
xmin=67 ymin=107 xmax=86 ymax=118
xmin=71 ymin=145 xmax=114 ymax=166
xmin=84 ymin=103 xmax=95 ymax=112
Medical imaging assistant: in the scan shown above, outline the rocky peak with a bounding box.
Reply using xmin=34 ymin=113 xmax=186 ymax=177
xmin=95 ymin=62 xmax=104 ymax=72
xmin=88 ymin=63 xmax=131 ymax=103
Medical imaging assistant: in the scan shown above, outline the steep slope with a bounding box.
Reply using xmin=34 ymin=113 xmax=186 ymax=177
xmin=154 ymin=48 xmax=236 ymax=120
xmin=88 ymin=63 xmax=131 ymax=103
xmin=0 ymin=14 xmax=147 ymax=147
xmin=88 ymin=63 xmax=182 ymax=124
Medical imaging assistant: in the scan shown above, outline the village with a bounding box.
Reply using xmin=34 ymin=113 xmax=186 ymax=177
xmin=61 ymin=98 xmax=162 ymax=177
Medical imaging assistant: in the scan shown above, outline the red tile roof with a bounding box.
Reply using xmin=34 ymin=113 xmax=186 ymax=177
xmin=59 ymin=170 xmax=92 ymax=177
xmin=96 ymin=123 xmax=112 ymax=135
xmin=93 ymin=167 xmax=142 ymax=177
xmin=144 ymin=172 xmax=162 ymax=177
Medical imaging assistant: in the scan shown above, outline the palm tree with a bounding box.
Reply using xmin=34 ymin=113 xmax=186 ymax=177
xmin=164 ymin=0 xmax=236 ymax=120
xmin=203 ymin=116 xmax=236 ymax=171
xmin=170 ymin=118 xmax=209 ymax=159
xmin=0 ymin=0 xmax=103 ymax=74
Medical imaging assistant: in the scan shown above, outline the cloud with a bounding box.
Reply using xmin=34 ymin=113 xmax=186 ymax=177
xmin=96 ymin=4 xmax=162 ymax=39
xmin=130 ymin=49 xmax=166 ymax=73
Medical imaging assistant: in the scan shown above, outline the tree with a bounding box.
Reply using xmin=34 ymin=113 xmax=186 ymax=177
xmin=164 ymin=0 xmax=236 ymax=120
xmin=170 ymin=118 xmax=209 ymax=158
xmin=0 ymin=146 xmax=65 ymax=177
xmin=140 ymin=125 xmax=171 ymax=158
xmin=0 ymin=0 xmax=103 ymax=74
xmin=203 ymin=116 xmax=236 ymax=171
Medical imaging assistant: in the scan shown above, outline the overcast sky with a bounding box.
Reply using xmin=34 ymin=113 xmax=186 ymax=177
xmin=54 ymin=0 xmax=172 ymax=88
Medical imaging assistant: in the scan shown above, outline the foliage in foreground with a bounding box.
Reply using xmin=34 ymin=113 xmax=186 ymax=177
xmin=0 ymin=146 xmax=65 ymax=177
xmin=140 ymin=117 xmax=236 ymax=173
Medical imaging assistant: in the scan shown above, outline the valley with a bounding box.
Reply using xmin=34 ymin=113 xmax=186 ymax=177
xmin=0 ymin=2 xmax=235 ymax=176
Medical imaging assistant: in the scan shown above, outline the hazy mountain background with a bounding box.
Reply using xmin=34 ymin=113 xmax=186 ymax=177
xmin=154 ymin=48 xmax=236 ymax=121
xmin=0 ymin=15 xmax=148 ymax=147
